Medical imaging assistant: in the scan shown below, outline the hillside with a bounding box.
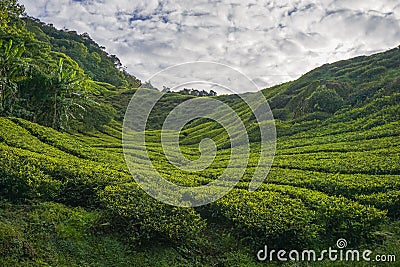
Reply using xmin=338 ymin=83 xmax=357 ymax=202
xmin=1 ymin=1 xmax=400 ymax=266
xmin=24 ymin=17 xmax=141 ymax=89
xmin=0 ymin=0 xmax=141 ymax=132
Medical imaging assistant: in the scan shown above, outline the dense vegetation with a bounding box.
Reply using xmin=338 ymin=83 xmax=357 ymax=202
xmin=24 ymin=17 xmax=141 ymax=89
xmin=0 ymin=0 xmax=400 ymax=266
xmin=0 ymin=0 xmax=141 ymax=132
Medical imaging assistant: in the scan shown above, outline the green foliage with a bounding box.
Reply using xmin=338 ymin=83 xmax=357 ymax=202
xmin=46 ymin=58 xmax=86 ymax=130
xmin=0 ymin=0 xmax=25 ymax=35
xmin=304 ymin=86 xmax=344 ymax=113
xmin=207 ymin=186 xmax=386 ymax=249
xmin=0 ymin=144 xmax=61 ymax=201
xmin=254 ymin=184 xmax=387 ymax=245
xmin=0 ymin=2 xmax=399 ymax=265
xmin=0 ymin=201 xmax=190 ymax=266
xmin=209 ymin=189 xmax=319 ymax=248
xmin=19 ymin=65 xmax=116 ymax=131
xmin=70 ymin=102 xmax=116 ymax=132
xmin=355 ymin=190 xmax=400 ymax=219
xmin=0 ymin=39 xmax=28 ymax=114
xmin=0 ymin=2 xmax=139 ymax=132
xmin=24 ymin=18 xmax=141 ymax=88
xmin=359 ymin=66 xmax=387 ymax=80
xmin=99 ymin=183 xmax=206 ymax=244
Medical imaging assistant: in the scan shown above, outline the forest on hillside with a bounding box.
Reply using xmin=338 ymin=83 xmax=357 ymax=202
xmin=0 ymin=0 xmax=140 ymax=132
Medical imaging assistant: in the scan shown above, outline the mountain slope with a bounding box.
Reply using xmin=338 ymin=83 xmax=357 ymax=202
xmin=24 ymin=17 xmax=141 ymax=89
xmin=1 ymin=43 xmax=399 ymax=263
xmin=1 ymin=1 xmax=400 ymax=265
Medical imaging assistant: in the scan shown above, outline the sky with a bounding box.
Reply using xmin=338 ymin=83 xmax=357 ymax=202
xmin=20 ymin=0 xmax=400 ymax=93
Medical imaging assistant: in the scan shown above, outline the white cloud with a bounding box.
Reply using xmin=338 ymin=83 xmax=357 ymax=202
xmin=20 ymin=0 xmax=400 ymax=93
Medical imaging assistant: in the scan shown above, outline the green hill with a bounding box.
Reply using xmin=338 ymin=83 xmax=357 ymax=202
xmin=0 ymin=0 xmax=142 ymax=132
xmin=1 ymin=1 xmax=400 ymax=266
xmin=24 ymin=17 xmax=141 ymax=89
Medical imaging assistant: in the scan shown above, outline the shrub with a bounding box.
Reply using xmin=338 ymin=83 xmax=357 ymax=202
xmin=359 ymin=66 xmax=387 ymax=80
xmin=208 ymin=189 xmax=320 ymax=249
xmin=305 ymin=87 xmax=344 ymax=113
xmin=99 ymin=183 xmax=206 ymax=244
xmin=0 ymin=144 xmax=61 ymax=202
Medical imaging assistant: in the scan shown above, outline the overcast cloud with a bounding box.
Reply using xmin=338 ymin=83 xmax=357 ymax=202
xmin=20 ymin=0 xmax=400 ymax=93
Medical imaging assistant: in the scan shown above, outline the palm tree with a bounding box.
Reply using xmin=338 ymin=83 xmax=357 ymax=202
xmin=48 ymin=58 xmax=87 ymax=130
xmin=0 ymin=39 xmax=28 ymax=114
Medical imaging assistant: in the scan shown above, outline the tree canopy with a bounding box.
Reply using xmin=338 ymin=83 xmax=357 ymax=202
xmin=0 ymin=0 xmax=142 ymax=131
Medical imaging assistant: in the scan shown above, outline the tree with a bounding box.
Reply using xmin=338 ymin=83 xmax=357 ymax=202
xmin=178 ymin=88 xmax=190 ymax=95
xmin=209 ymin=90 xmax=217 ymax=96
xmin=199 ymin=90 xmax=208 ymax=96
xmin=122 ymin=69 xmax=141 ymax=88
xmin=191 ymin=89 xmax=200 ymax=96
xmin=141 ymin=80 xmax=157 ymax=90
xmin=48 ymin=58 xmax=86 ymax=130
xmin=20 ymin=61 xmax=116 ymax=131
xmin=18 ymin=69 xmax=51 ymax=122
xmin=0 ymin=39 xmax=28 ymax=114
xmin=305 ymin=87 xmax=344 ymax=114
xmin=176 ymin=88 xmax=217 ymax=97
xmin=0 ymin=0 xmax=25 ymax=35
